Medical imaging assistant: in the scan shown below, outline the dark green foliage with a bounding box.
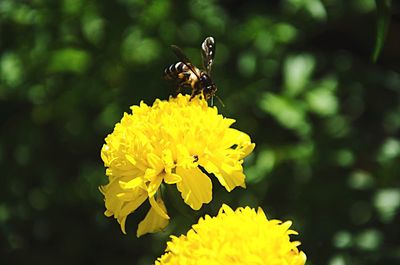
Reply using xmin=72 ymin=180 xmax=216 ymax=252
xmin=373 ymin=0 xmax=392 ymax=62
xmin=1 ymin=0 xmax=400 ymax=264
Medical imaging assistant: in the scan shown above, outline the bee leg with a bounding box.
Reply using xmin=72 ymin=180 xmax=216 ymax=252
xmin=189 ymin=88 xmax=202 ymax=101
xmin=175 ymin=80 xmax=190 ymax=97
xmin=189 ymin=92 xmax=195 ymax=101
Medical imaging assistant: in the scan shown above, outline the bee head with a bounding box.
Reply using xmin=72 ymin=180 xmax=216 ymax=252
xmin=200 ymin=74 xmax=217 ymax=99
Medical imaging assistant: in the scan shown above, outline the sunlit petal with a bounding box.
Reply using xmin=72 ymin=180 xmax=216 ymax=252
xmin=176 ymin=167 xmax=212 ymax=210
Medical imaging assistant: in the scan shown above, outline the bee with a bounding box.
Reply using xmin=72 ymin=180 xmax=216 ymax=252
xmin=164 ymin=37 xmax=218 ymax=104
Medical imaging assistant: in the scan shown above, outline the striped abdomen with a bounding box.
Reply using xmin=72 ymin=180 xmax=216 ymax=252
xmin=163 ymin=62 xmax=190 ymax=80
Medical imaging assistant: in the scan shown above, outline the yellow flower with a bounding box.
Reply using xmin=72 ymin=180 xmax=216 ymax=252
xmin=100 ymin=94 xmax=255 ymax=237
xmin=154 ymin=204 xmax=307 ymax=265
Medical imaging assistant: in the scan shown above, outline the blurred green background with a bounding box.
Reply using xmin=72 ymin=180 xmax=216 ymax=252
xmin=1 ymin=0 xmax=400 ymax=264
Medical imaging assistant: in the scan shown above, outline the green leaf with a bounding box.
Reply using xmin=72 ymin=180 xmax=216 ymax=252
xmin=283 ymin=53 xmax=315 ymax=97
xmin=259 ymin=92 xmax=310 ymax=136
xmin=0 ymin=52 xmax=23 ymax=87
xmin=48 ymin=48 xmax=91 ymax=73
xmin=305 ymin=77 xmax=338 ymax=116
xmin=372 ymin=0 xmax=392 ymax=62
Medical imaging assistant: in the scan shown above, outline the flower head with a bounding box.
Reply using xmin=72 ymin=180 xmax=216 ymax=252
xmin=154 ymin=204 xmax=306 ymax=265
xmin=100 ymin=94 xmax=255 ymax=236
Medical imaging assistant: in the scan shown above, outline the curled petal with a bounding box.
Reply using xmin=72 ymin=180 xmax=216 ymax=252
xmin=149 ymin=195 xmax=170 ymax=220
xmin=137 ymin=197 xmax=169 ymax=237
xmin=118 ymin=191 xmax=148 ymax=234
xmin=147 ymin=173 xmax=164 ymax=198
xmin=101 ymin=178 xmax=148 ymax=234
xmin=201 ymin=155 xmax=246 ymax=192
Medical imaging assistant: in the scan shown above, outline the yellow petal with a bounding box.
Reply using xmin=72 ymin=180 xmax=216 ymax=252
xmin=164 ymin=173 xmax=182 ymax=184
xmin=239 ymin=142 xmax=255 ymax=159
xmin=147 ymin=153 xmax=164 ymax=172
xmin=118 ymin=190 xmax=148 ymax=218
xmin=221 ymin=129 xmax=255 ymax=158
xmin=201 ymin=157 xmax=245 ymax=192
xmin=296 ymin=252 xmax=307 ymax=265
xmin=137 ymin=197 xmax=169 ymax=237
xmin=257 ymin=207 xmax=268 ymax=220
xmin=144 ymin=168 xmax=158 ymax=181
xmin=149 ymin=195 xmax=170 ymax=220
xmin=220 ymin=203 xmax=234 ymax=214
xmin=176 ymin=144 xmax=195 ymax=168
xmin=100 ymin=144 xmax=111 ymax=165
xmin=125 ymin=154 xmax=148 ymax=171
xmin=147 ymin=173 xmax=164 ymax=198
xmin=162 ymin=149 xmax=175 ymax=174
xmin=118 ymin=191 xmax=148 ymax=234
xmin=220 ymin=128 xmax=243 ymax=148
xmin=176 ymin=167 xmax=212 ymax=210
xmin=119 ymin=177 xmax=144 ymax=190
xmin=119 ymin=215 xmax=128 ymax=234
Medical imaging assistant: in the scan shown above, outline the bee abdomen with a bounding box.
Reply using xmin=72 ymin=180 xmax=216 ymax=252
xmin=163 ymin=62 xmax=188 ymax=80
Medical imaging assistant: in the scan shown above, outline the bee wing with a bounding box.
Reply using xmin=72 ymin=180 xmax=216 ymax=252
xmin=171 ymin=45 xmax=201 ymax=79
xmin=201 ymin=37 xmax=216 ymax=74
